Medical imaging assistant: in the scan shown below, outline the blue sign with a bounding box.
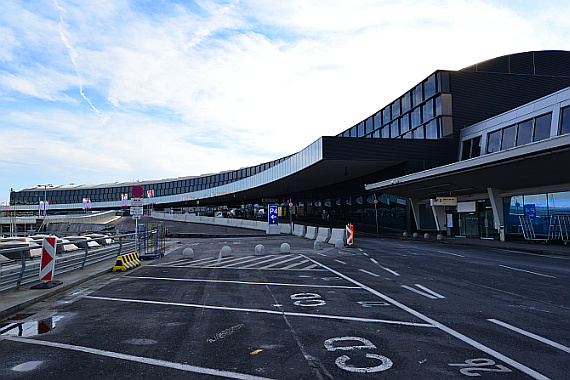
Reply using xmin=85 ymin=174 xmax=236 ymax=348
xmin=268 ymin=204 xmax=279 ymax=225
xmin=524 ymin=204 xmax=536 ymax=218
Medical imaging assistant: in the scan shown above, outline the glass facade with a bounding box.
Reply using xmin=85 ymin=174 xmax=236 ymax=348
xmin=336 ymin=72 xmax=449 ymax=140
xmin=504 ymin=191 xmax=570 ymax=235
xmin=486 ymin=112 xmax=553 ymax=154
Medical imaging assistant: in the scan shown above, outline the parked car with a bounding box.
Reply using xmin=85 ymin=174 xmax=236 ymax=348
xmin=255 ymin=209 xmax=267 ymax=219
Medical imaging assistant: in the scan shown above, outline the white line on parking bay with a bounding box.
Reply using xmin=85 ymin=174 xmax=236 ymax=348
xmin=3 ymin=336 xmax=275 ymax=380
xmin=124 ymin=276 xmax=360 ymax=288
xmin=83 ymin=295 xmax=433 ymax=327
xmin=300 ymin=255 xmax=550 ymax=380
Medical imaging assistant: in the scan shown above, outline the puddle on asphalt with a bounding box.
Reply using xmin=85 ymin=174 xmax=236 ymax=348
xmin=0 ymin=315 xmax=64 ymax=337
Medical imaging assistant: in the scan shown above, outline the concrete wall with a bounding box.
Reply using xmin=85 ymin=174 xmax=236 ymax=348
xmin=329 ymin=228 xmax=346 ymax=245
xmin=316 ymin=227 xmax=331 ymax=243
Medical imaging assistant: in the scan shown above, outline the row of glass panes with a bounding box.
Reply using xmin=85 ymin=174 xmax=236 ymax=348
xmin=486 ymin=113 xmax=553 ymax=153
xmin=12 ymin=155 xmax=294 ymax=205
xmin=339 ymin=73 xmax=439 ymax=138
xmin=342 ymin=95 xmax=443 ymax=139
xmin=367 ymin=118 xmax=442 ymax=139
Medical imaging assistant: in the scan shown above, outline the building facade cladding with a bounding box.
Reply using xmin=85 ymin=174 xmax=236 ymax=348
xmin=337 ymin=50 xmax=570 ymax=141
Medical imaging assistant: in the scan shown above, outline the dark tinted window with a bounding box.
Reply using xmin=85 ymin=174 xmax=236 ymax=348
xmin=559 ymin=107 xmax=570 ymax=135
xmin=487 ymin=130 xmax=501 ymax=153
xmin=533 ymin=113 xmax=552 ymax=142
xmin=501 ymin=125 xmax=517 ymax=150
xmin=517 ymin=119 xmax=533 ymax=146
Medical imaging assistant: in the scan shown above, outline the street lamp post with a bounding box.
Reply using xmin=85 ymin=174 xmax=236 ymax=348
xmin=38 ymin=184 xmax=53 ymax=218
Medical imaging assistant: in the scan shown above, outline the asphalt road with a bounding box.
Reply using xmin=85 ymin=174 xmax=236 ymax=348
xmin=1 ymin=234 xmax=568 ymax=379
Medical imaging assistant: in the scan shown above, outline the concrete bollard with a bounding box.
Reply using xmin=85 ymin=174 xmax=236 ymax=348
xmin=424 ymin=233 xmax=430 ymax=240
xmin=280 ymin=243 xmax=291 ymax=254
xmin=182 ymin=248 xmax=194 ymax=259
xmin=437 ymin=234 xmax=444 ymax=241
xmin=402 ymin=231 xmax=409 ymax=237
xmin=334 ymin=239 xmax=344 ymax=248
xmin=412 ymin=232 xmax=419 ymax=239
xmin=314 ymin=240 xmax=323 ymax=250
xmin=220 ymin=245 xmax=232 ymax=257
xmin=255 ymin=244 xmax=265 ymax=255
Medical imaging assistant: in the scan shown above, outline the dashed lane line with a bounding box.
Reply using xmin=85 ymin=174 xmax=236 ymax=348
xmin=359 ymin=269 xmax=380 ymax=277
xmin=2 ymin=336 xmax=275 ymax=380
xmin=301 ymin=254 xmax=550 ymax=380
xmin=498 ymin=265 xmax=556 ymax=279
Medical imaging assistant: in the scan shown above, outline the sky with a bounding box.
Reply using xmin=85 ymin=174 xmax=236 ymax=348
xmin=1 ymin=0 xmax=569 ymax=203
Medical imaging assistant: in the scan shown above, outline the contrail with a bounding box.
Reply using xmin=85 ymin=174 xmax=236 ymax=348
xmin=54 ymin=0 xmax=109 ymax=124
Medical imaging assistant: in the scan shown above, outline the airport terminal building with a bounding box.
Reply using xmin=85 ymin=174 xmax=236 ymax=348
xmin=7 ymin=50 xmax=570 ymax=240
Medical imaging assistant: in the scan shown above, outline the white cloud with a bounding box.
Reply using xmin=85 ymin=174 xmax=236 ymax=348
xmin=0 ymin=0 xmax=569 ymax=201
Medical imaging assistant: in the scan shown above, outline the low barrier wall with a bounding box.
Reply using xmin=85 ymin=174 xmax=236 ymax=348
xmin=46 ymin=210 xmax=119 ymax=225
xmin=305 ymin=226 xmax=318 ymax=240
xmin=293 ymin=224 xmax=306 ymax=237
xmin=316 ymin=227 xmax=331 ymax=243
xmin=329 ymin=228 xmax=346 ymax=245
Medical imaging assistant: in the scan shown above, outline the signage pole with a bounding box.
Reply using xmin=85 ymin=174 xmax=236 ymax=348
xmin=373 ymin=197 xmax=379 ymax=234
xmin=135 ymin=218 xmax=138 ymax=256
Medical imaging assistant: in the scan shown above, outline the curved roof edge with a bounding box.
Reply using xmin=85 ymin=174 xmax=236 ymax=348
xmin=459 ymin=50 xmax=570 ymax=76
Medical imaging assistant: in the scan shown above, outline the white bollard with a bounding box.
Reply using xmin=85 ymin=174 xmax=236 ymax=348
xmin=424 ymin=233 xmax=430 ymax=240
xmin=402 ymin=231 xmax=409 ymax=237
xmin=255 ymin=244 xmax=265 ymax=255
xmin=437 ymin=234 xmax=444 ymax=241
xmin=334 ymin=239 xmax=344 ymax=248
xmin=220 ymin=245 xmax=232 ymax=257
xmin=412 ymin=232 xmax=419 ymax=239
xmin=182 ymin=248 xmax=194 ymax=259
xmin=280 ymin=243 xmax=291 ymax=254
xmin=314 ymin=240 xmax=323 ymax=250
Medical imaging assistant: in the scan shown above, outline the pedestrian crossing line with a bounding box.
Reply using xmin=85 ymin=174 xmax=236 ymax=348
xmin=216 ymin=256 xmax=269 ymax=267
xmin=239 ymin=255 xmax=290 ymax=269
xmin=281 ymin=259 xmax=310 ymax=270
xmin=259 ymin=256 xmax=303 ymax=269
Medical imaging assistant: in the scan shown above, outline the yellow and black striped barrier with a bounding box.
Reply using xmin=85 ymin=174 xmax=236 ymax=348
xmin=112 ymin=253 xmax=141 ymax=272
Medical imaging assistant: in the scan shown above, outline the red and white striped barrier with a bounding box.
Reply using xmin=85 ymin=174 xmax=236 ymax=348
xmin=346 ymin=224 xmax=354 ymax=246
xmin=39 ymin=237 xmax=57 ymax=281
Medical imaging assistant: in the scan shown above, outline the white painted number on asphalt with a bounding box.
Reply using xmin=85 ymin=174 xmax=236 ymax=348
xmin=290 ymin=293 xmax=326 ymax=307
xmin=448 ymin=358 xmax=512 ymax=377
xmin=324 ymin=337 xmax=393 ymax=373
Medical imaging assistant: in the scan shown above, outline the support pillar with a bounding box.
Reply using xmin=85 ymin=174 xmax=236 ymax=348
xmin=487 ymin=187 xmax=505 ymax=241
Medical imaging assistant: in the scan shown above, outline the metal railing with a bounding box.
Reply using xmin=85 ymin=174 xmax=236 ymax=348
xmin=0 ymin=233 xmax=136 ymax=294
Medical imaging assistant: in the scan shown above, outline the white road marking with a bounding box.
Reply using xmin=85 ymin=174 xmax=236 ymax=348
xmin=498 ymin=265 xmax=556 ymax=278
xmin=362 ymin=252 xmax=369 ymax=256
xmin=413 ymin=284 xmax=445 ymax=299
xmin=437 ymin=250 xmax=465 ymax=258
xmin=125 ymin=276 xmax=360 ymax=288
xmin=369 ymin=258 xmax=400 ymax=276
xmin=240 ymin=256 xmax=288 ymax=268
xmin=359 ymin=269 xmax=380 ymax=277
xmin=334 ymin=260 xmax=347 ymax=265
xmin=281 ymin=259 xmax=310 ymax=270
xmin=4 ymin=336 xmax=274 ymax=380
xmin=488 ymin=319 xmax=570 ymax=354
xmin=83 ymin=295 xmax=433 ymax=327
xmin=219 ymin=256 xmax=273 ymax=268
xmin=315 ymin=253 xmax=327 ymax=257
xmin=262 ymin=256 xmax=304 ymax=269
xmin=401 ymin=285 xmax=438 ymax=300
xmin=300 ymin=255 xmax=550 ymax=380
xmin=304 ymin=264 xmax=319 ymax=270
